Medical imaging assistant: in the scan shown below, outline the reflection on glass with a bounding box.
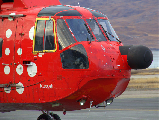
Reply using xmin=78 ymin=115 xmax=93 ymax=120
xmin=38 ymin=6 xmax=72 ymax=17
xmin=45 ymin=20 xmax=55 ymax=50
xmin=56 ymin=10 xmax=82 ymax=16
xmin=57 ymin=19 xmax=76 ymax=50
xmin=66 ymin=19 xmax=93 ymax=42
xmin=98 ymin=19 xmax=119 ymax=42
xmin=60 ymin=44 xmax=89 ymax=69
xmin=35 ymin=20 xmax=45 ymax=51
xmin=86 ymin=19 xmax=107 ymax=41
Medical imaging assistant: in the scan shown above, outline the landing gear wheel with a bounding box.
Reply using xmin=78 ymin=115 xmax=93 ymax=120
xmin=37 ymin=113 xmax=52 ymax=120
xmin=51 ymin=113 xmax=61 ymax=120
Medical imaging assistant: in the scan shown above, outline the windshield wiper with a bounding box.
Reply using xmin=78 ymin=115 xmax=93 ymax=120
xmin=100 ymin=24 xmax=121 ymax=43
xmin=84 ymin=23 xmax=94 ymax=43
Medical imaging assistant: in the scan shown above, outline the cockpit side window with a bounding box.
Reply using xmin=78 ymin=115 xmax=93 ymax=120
xmin=86 ymin=19 xmax=107 ymax=41
xmin=57 ymin=19 xmax=76 ymax=50
xmin=0 ymin=38 xmax=3 ymax=58
xmin=34 ymin=18 xmax=56 ymax=53
xmin=98 ymin=19 xmax=119 ymax=42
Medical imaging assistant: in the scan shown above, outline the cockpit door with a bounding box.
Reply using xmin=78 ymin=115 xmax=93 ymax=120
xmin=14 ymin=18 xmax=24 ymax=84
xmin=0 ymin=18 xmax=24 ymax=86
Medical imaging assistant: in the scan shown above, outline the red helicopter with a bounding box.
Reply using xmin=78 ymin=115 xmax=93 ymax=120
xmin=0 ymin=0 xmax=153 ymax=120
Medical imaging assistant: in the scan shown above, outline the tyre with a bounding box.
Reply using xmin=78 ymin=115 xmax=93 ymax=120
xmin=37 ymin=113 xmax=52 ymax=120
xmin=52 ymin=114 xmax=61 ymax=120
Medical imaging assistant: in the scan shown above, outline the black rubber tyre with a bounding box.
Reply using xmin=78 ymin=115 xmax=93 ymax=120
xmin=37 ymin=113 xmax=52 ymax=120
xmin=52 ymin=114 xmax=61 ymax=120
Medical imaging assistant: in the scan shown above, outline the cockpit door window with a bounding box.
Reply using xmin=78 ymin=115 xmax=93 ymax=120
xmin=34 ymin=20 xmax=45 ymax=51
xmin=33 ymin=18 xmax=57 ymax=53
xmin=44 ymin=20 xmax=55 ymax=50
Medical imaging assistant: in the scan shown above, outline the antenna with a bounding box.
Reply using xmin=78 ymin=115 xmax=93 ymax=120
xmin=78 ymin=2 xmax=80 ymax=7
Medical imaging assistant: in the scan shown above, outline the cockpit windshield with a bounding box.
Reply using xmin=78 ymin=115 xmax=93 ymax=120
xmin=57 ymin=19 xmax=119 ymax=46
xmin=98 ymin=19 xmax=119 ymax=42
xmin=66 ymin=19 xmax=94 ymax=42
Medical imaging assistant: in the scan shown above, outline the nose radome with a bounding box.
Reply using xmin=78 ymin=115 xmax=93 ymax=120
xmin=119 ymin=45 xmax=153 ymax=69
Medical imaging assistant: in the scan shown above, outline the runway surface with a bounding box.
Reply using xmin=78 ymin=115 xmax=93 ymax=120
xmin=0 ymin=91 xmax=158 ymax=120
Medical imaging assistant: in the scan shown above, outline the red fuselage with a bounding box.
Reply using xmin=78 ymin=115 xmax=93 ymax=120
xmin=0 ymin=2 xmax=152 ymax=113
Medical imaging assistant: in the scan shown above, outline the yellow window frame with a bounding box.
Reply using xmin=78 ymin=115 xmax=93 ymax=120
xmin=33 ymin=18 xmax=57 ymax=53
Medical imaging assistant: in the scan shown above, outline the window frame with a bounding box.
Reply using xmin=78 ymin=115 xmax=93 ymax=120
xmin=0 ymin=38 xmax=3 ymax=58
xmin=33 ymin=18 xmax=57 ymax=53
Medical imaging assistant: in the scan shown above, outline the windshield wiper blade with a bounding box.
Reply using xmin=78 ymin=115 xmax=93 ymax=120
xmin=84 ymin=23 xmax=94 ymax=43
xmin=107 ymin=32 xmax=121 ymax=43
xmin=100 ymin=24 xmax=121 ymax=43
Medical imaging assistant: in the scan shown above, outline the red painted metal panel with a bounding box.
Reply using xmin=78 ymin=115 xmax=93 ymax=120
xmin=13 ymin=0 xmax=61 ymax=8
xmin=0 ymin=3 xmax=151 ymax=114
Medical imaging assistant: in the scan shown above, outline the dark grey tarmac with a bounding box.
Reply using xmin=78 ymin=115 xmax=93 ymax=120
xmin=0 ymin=97 xmax=158 ymax=120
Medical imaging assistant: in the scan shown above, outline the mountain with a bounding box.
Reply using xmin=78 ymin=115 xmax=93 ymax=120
xmin=59 ymin=0 xmax=159 ymax=49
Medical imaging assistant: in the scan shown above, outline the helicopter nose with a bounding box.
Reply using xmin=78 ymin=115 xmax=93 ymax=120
xmin=119 ymin=45 xmax=153 ymax=69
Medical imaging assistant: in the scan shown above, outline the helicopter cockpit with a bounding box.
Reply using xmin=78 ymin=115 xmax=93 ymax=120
xmin=36 ymin=5 xmax=120 ymax=49
xmin=34 ymin=5 xmax=121 ymax=69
